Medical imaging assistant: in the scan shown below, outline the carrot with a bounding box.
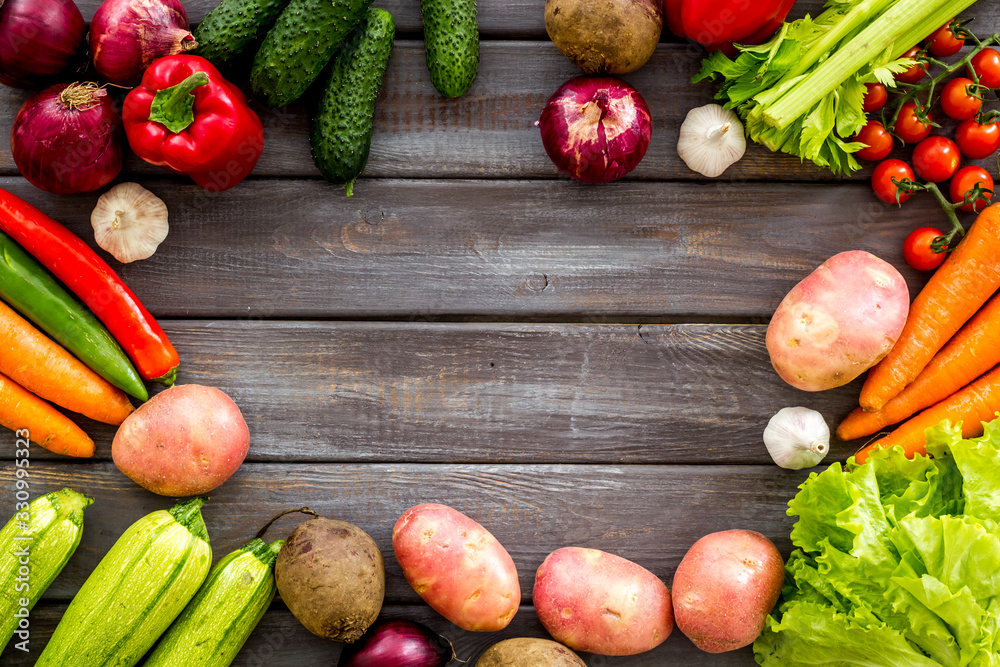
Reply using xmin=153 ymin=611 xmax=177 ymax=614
xmin=860 ymin=205 xmax=1000 ymax=411
xmin=838 ymin=292 xmax=1000 ymax=441
xmin=854 ymin=364 xmax=1000 ymax=464
xmin=0 ymin=300 xmax=133 ymax=425
xmin=0 ymin=371 xmax=95 ymax=457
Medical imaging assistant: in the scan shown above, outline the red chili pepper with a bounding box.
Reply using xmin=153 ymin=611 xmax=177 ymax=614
xmin=664 ymin=0 xmax=798 ymax=54
xmin=0 ymin=188 xmax=180 ymax=385
xmin=123 ymin=55 xmax=264 ymax=192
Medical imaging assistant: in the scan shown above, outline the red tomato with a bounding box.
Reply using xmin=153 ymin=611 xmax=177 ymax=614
xmin=912 ymin=136 xmax=961 ymax=182
xmin=969 ymin=47 xmax=1000 ymax=88
xmin=950 ymin=165 xmax=994 ymax=212
xmin=854 ymin=121 xmax=893 ymax=161
xmin=862 ymin=83 xmax=888 ymax=112
xmin=941 ymin=77 xmax=982 ymax=120
xmin=872 ymin=159 xmax=915 ymax=205
xmin=955 ymin=118 xmax=1000 ymax=159
xmin=893 ymin=102 xmax=934 ymax=143
xmin=896 ymin=47 xmax=927 ymax=84
xmin=903 ymin=227 xmax=947 ymax=271
xmin=925 ymin=20 xmax=964 ymax=57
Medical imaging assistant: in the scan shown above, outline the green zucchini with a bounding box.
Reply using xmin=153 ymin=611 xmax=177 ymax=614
xmin=421 ymin=0 xmax=479 ymax=97
xmin=310 ymin=8 xmax=395 ymax=197
xmin=194 ymin=0 xmax=292 ymax=66
xmin=35 ymin=498 xmax=212 ymax=667
xmin=0 ymin=489 xmax=92 ymax=653
xmin=250 ymin=0 xmax=373 ymax=108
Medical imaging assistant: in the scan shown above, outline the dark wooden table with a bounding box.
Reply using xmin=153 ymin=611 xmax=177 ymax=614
xmin=3 ymin=1 xmax=997 ymax=664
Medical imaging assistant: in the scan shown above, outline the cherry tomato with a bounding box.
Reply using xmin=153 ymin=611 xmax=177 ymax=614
xmin=872 ymin=159 xmax=916 ymax=205
xmin=853 ymin=121 xmax=893 ymax=161
xmin=903 ymin=227 xmax=947 ymax=271
xmin=862 ymin=83 xmax=888 ymax=112
xmin=955 ymin=118 xmax=1000 ymax=159
xmin=896 ymin=47 xmax=927 ymax=84
xmin=941 ymin=77 xmax=982 ymax=120
xmin=893 ymin=102 xmax=934 ymax=143
xmin=969 ymin=47 xmax=1000 ymax=88
xmin=950 ymin=165 xmax=994 ymax=212
xmin=912 ymin=136 xmax=961 ymax=182
xmin=925 ymin=20 xmax=964 ymax=57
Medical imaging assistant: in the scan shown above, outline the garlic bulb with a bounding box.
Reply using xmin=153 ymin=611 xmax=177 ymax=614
xmin=763 ymin=407 xmax=830 ymax=470
xmin=677 ymin=104 xmax=746 ymax=177
xmin=92 ymin=183 xmax=169 ymax=263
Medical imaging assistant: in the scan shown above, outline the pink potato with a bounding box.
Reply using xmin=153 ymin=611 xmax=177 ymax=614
xmin=672 ymin=530 xmax=785 ymax=653
xmin=392 ymin=503 xmax=520 ymax=631
xmin=533 ymin=547 xmax=673 ymax=656
xmin=766 ymin=250 xmax=909 ymax=391
xmin=112 ymin=384 xmax=249 ymax=496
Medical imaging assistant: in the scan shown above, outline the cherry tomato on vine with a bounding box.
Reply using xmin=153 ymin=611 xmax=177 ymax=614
xmin=896 ymin=47 xmax=927 ymax=84
xmin=925 ymin=20 xmax=964 ymax=57
xmin=853 ymin=121 xmax=893 ymax=161
xmin=893 ymin=102 xmax=934 ymax=143
xmin=969 ymin=47 xmax=1000 ymax=88
xmin=912 ymin=136 xmax=961 ymax=182
xmin=872 ymin=159 xmax=916 ymax=205
xmin=903 ymin=227 xmax=947 ymax=271
xmin=955 ymin=118 xmax=1000 ymax=158
xmin=862 ymin=83 xmax=888 ymax=112
xmin=950 ymin=165 xmax=994 ymax=212
xmin=941 ymin=77 xmax=982 ymax=120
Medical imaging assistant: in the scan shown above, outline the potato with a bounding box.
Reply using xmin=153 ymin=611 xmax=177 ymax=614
xmin=533 ymin=547 xmax=672 ymax=656
xmin=766 ymin=250 xmax=908 ymax=391
xmin=545 ymin=0 xmax=662 ymax=75
xmin=392 ymin=503 xmax=519 ymax=632
xmin=672 ymin=530 xmax=785 ymax=653
xmin=112 ymin=384 xmax=249 ymax=496
xmin=475 ymin=637 xmax=586 ymax=666
xmin=276 ymin=517 xmax=385 ymax=642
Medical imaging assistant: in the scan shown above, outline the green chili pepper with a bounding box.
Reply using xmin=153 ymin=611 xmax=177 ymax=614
xmin=0 ymin=231 xmax=147 ymax=401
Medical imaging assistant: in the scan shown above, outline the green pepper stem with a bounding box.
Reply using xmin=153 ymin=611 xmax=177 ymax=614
xmin=148 ymin=72 xmax=210 ymax=134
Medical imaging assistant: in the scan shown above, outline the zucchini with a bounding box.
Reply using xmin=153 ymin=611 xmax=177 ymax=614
xmin=35 ymin=498 xmax=212 ymax=667
xmin=144 ymin=538 xmax=284 ymax=667
xmin=310 ymin=8 xmax=395 ymax=197
xmin=250 ymin=0 xmax=374 ymax=108
xmin=194 ymin=0 xmax=292 ymax=67
xmin=421 ymin=0 xmax=479 ymax=97
xmin=0 ymin=488 xmax=92 ymax=652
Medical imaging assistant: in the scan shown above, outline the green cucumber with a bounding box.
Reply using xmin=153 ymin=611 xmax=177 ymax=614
xmin=310 ymin=7 xmax=395 ymax=197
xmin=421 ymin=0 xmax=479 ymax=97
xmin=35 ymin=498 xmax=212 ymax=667
xmin=144 ymin=539 xmax=283 ymax=667
xmin=0 ymin=489 xmax=92 ymax=653
xmin=194 ymin=0 xmax=292 ymax=66
xmin=251 ymin=0 xmax=374 ymax=108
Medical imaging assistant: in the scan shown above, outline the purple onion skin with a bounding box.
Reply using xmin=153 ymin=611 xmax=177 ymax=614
xmin=539 ymin=76 xmax=652 ymax=184
xmin=11 ymin=82 xmax=125 ymax=195
xmin=91 ymin=0 xmax=196 ymax=86
xmin=0 ymin=0 xmax=86 ymax=88
xmin=337 ymin=620 xmax=455 ymax=667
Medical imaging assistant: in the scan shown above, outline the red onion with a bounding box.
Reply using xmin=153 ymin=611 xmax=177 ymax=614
xmin=90 ymin=0 xmax=196 ymax=86
xmin=538 ymin=76 xmax=652 ymax=184
xmin=0 ymin=0 xmax=86 ymax=88
xmin=337 ymin=620 xmax=455 ymax=667
xmin=11 ymin=82 xmax=124 ymax=194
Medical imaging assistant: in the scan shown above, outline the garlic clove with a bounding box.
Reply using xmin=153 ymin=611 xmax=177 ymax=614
xmin=92 ymin=183 xmax=169 ymax=263
xmin=677 ymin=103 xmax=747 ymax=178
xmin=763 ymin=406 xmax=831 ymax=470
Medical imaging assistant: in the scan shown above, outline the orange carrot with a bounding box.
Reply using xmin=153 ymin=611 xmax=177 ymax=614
xmin=860 ymin=205 xmax=1000 ymax=411
xmin=0 ymin=371 xmax=94 ymax=457
xmin=839 ymin=292 xmax=1000 ymax=441
xmin=854 ymin=364 xmax=1000 ymax=464
xmin=0 ymin=300 xmax=133 ymax=425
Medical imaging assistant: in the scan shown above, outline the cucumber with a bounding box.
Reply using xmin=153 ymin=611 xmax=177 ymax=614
xmin=251 ymin=0 xmax=374 ymax=108
xmin=144 ymin=539 xmax=284 ymax=667
xmin=421 ymin=0 xmax=479 ymax=97
xmin=0 ymin=489 xmax=92 ymax=652
xmin=310 ymin=8 xmax=395 ymax=197
xmin=194 ymin=0 xmax=292 ymax=66
xmin=35 ymin=498 xmax=212 ymax=667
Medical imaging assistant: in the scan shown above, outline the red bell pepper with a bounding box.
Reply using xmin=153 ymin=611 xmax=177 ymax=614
xmin=123 ymin=55 xmax=264 ymax=192
xmin=665 ymin=0 xmax=798 ymax=53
